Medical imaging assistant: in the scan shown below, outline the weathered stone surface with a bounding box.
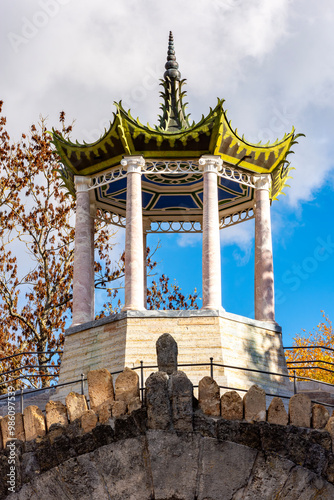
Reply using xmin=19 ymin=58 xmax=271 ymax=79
xmin=325 ymin=454 xmax=334 ymax=483
xmin=80 ymin=410 xmax=98 ymax=434
xmin=111 ymin=400 xmax=127 ymax=418
xmin=113 ymin=408 xmax=146 ymax=441
xmin=45 ymin=401 xmax=68 ymax=431
xmin=87 ymin=368 xmax=114 ymax=410
xmin=312 ymin=403 xmax=330 ymax=429
xmin=127 ymin=397 xmax=141 ymax=414
xmin=277 ymin=465 xmax=334 ymax=499
xmin=198 ymin=376 xmax=220 ymax=416
xmin=267 ymin=397 xmax=288 ymax=426
xmin=156 ymin=333 xmax=178 ymax=374
xmin=307 ymin=428 xmax=332 ymax=451
xmin=197 ymin=439 xmax=257 ymax=500
xmin=194 ymin=410 xmax=218 ymax=438
xmin=96 ymin=397 xmax=114 ymax=424
xmin=168 ymin=371 xmax=193 ymax=431
xmin=93 ymin=437 xmax=153 ymax=500
xmin=147 ymin=430 xmax=200 ymax=500
xmin=303 ymin=441 xmax=329 ymax=475
xmin=1 ymin=413 xmax=25 ymax=447
xmin=23 ymin=406 xmax=46 ymax=442
xmin=146 ymin=371 xmax=171 ymax=430
xmin=236 ymin=452 xmax=295 ymax=499
xmin=15 ymin=413 xmax=26 ymax=441
xmin=243 ymin=385 xmax=266 ymax=422
xmin=21 ymin=451 xmax=41 ymax=484
xmin=4 ymin=419 xmax=334 ymax=500
xmin=114 ymin=367 xmax=140 ymax=405
xmin=65 ymin=392 xmax=88 ymax=422
xmin=289 ymin=393 xmax=311 ymax=427
xmin=221 ymin=391 xmax=243 ymax=420
xmin=326 ymin=416 xmax=334 ymax=452
xmin=56 ymin=454 xmax=111 ymax=500
xmin=218 ymin=419 xmax=262 ymax=450
xmin=47 ymin=425 xmax=66 ymax=445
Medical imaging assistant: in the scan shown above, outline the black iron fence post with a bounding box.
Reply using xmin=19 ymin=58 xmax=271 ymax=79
xmin=293 ymin=370 xmax=297 ymax=395
xmin=20 ymin=387 xmax=24 ymax=413
xmin=81 ymin=373 xmax=85 ymax=396
xmin=210 ymin=357 xmax=213 ymax=378
xmin=140 ymin=361 xmax=144 ymax=404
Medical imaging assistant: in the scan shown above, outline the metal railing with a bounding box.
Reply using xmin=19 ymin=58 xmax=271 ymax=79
xmin=284 ymin=346 xmax=334 ymax=377
xmin=0 ymin=351 xmax=62 ymax=386
xmin=2 ymin=354 xmax=334 ymax=413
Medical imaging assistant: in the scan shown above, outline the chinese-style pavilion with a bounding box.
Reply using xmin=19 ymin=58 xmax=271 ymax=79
xmin=53 ymin=33 xmax=302 ymax=398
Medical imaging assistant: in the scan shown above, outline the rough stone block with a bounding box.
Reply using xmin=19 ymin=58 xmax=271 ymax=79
xmin=267 ymin=397 xmax=288 ymax=426
xmin=168 ymin=371 xmax=193 ymax=431
xmin=112 ymin=400 xmax=127 ymax=418
xmin=87 ymin=368 xmax=114 ymax=410
xmin=81 ymin=410 xmax=98 ymax=433
xmin=243 ymin=385 xmax=266 ymax=422
xmin=221 ymin=391 xmax=243 ymax=420
xmin=128 ymin=397 xmax=141 ymax=414
xmin=93 ymin=437 xmax=153 ymax=499
xmin=156 ymin=333 xmax=178 ymax=374
xmin=147 ymin=430 xmax=200 ymax=500
xmin=45 ymin=401 xmax=68 ymax=431
xmin=312 ymin=403 xmax=330 ymax=429
xmin=325 ymin=415 xmax=334 ymax=452
xmin=198 ymin=376 xmax=220 ymax=416
xmin=1 ymin=413 xmax=25 ymax=447
xmin=278 ymin=464 xmax=334 ymax=498
xmin=65 ymin=392 xmax=88 ymax=422
xmin=115 ymin=367 xmax=140 ymax=405
xmin=197 ymin=439 xmax=258 ymax=499
xmin=23 ymin=405 xmax=46 ymax=441
xmin=289 ymin=393 xmax=311 ymax=427
xmin=96 ymin=397 xmax=114 ymax=424
xmin=238 ymin=452 xmax=295 ymax=498
xmin=146 ymin=371 xmax=171 ymax=430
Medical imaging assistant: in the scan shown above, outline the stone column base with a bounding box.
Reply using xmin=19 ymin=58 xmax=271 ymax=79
xmin=55 ymin=310 xmax=291 ymax=402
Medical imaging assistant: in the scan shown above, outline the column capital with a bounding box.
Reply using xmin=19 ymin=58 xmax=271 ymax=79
xmin=199 ymin=155 xmax=223 ymax=173
xmin=254 ymin=174 xmax=271 ymax=191
xmin=121 ymin=155 xmax=145 ymax=173
xmin=74 ymin=175 xmax=91 ymax=192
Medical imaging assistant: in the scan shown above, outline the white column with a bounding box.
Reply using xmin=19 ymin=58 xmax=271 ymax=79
xmin=199 ymin=155 xmax=222 ymax=310
xmin=254 ymin=175 xmax=275 ymax=322
xmin=121 ymin=156 xmax=145 ymax=311
xmin=72 ymin=176 xmax=95 ymax=326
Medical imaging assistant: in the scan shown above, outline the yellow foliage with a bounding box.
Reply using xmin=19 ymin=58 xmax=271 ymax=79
xmin=285 ymin=312 xmax=334 ymax=384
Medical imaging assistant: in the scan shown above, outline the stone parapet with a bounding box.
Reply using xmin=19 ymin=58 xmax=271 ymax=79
xmin=2 ymin=372 xmax=334 ymax=499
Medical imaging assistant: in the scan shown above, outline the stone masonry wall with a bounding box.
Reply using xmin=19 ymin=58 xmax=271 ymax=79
xmin=1 ymin=334 xmax=334 ymax=499
xmin=56 ymin=309 xmax=290 ymax=402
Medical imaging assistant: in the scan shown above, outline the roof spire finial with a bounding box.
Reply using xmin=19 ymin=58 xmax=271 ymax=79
xmin=164 ymin=31 xmax=181 ymax=81
xmin=158 ymin=31 xmax=191 ymax=132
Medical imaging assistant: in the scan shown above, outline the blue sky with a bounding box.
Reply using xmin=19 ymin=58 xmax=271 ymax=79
xmin=1 ymin=0 xmax=333 ymax=346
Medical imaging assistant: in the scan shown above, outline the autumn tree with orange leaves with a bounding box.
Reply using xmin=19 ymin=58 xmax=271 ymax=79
xmin=285 ymin=312 xmax=334 ymax=384
xmin=0 ymin=103 xmax=118 ymax=389
xmin=0 ymin=101 xmax=199 ymax=390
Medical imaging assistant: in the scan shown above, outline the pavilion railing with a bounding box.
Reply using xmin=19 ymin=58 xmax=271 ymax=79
xmin=2 ymin=352 xmax=334 ymax=413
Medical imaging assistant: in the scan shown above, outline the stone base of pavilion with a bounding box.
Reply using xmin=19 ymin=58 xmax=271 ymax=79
xmin=55 ymin=310 xmax=293 ymax=403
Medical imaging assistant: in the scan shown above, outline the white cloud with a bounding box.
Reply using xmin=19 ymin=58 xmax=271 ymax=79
xmin=1 ymin=0 xmax=333 ymax=243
